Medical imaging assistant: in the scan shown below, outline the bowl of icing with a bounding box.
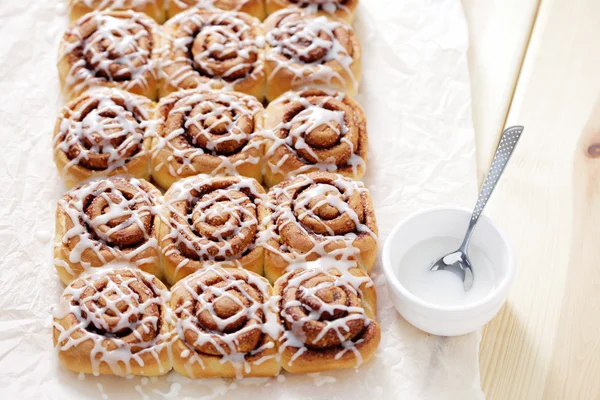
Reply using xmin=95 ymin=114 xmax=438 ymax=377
xmin=382 ymin=206 xmax=515 ymax=336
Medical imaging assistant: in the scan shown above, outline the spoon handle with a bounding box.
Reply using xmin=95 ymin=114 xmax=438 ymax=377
xmin=461 ymin=125 xmax=524 ymax=249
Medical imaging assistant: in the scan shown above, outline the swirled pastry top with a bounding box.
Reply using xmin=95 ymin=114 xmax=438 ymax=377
xmin=150 ymin=89 xmax=264 ymax=187
xmin=160 ymin=175 xmax=266 ymax=264
xmin=264 ymin=88 xmax=367 ymax=185
xmin=263 ymin=9 xmax=361 ymax=100
xmin=274 ymin=263 xmax=380 ymax=371
xmin=261 ymin=171 xmax=377 ymax=262
xmin=54 ymin=88 xmax=154 ymax=174
xmin=158 ymin=9 xmax=265 ymax=98
xmin=52 ymin=267 xmax=172 ymax=376
xmin=55 ymin=177 xmax=161 ymax=272
xmin=170 ymin=267 xmax=279 ymax=377
xmin=58 ymin=10 xmax=159 ymax=99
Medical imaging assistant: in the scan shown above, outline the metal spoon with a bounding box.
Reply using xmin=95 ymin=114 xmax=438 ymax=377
xmin=430 ymin=125 xmax=524 ymax=291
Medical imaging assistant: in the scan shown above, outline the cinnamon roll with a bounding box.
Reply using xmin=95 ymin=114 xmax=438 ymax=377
xmin=53 ymin=266 xmax=173 ymax=376
xmin=166 ymin=0 xmax=266 ymax=20
xmin=58 ymin=10 xmax=159 ymax=100
xmin=274 ymin=264 xmax=380 ymax=373
xmin=263 ymin=88 xmax=367 ymax=187
xmin=53 ymin=88 xmax=155 ymax=189
xmin=263 ymin=9 xmax=361 ymax=102
xmin=159 ymin=175 xmax=265 ymax=285
xmin=54 ymin=177 xmax=162 ymax=285
xmin=67 ymin=0 xmax=166 ymax=23
xmin=259 ymin=171 xmax=378 ymax=283
xmin=150 ymin=89 xmax=264 ymax=190
xmin=171 ymin=267 xmax=280 ymax=378
xmin=266 ymin=0 xmax=358 ymax=24
xmin=158 ymin=9 xmax=266 ymax=101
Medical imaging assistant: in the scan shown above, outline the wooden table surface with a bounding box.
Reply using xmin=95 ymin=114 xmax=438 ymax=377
xmin=461 ymin=0 xmax=600 ymax=398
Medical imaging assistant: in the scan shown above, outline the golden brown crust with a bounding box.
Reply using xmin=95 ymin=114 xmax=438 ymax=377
xmin=158 ymin=9 xmax=266 ymax=101
xmin=58 ymin=10 xmax=160 ymax=101
xmin=278 ymin=322 xmax=380 ymax=373
xmin=53 ymin=88 xmax=154 ymax=189
xmin=170 ymin=267 xmax=280 ymax=378
xmin=166 ymin=0 xmax=266 ymax=20
xmin=159 ymin=175 xmax=266 ymax=285
xmin=150 ymin=89 xmax=264 ymax=190
xmin=261 ymin=171 xmax=378 ymax=283
xmin=52 ymin=268 xmax=173 ymax=376
xmin=274 ymin=266 xmax=380 ymax=373
xmin=54 ymin=177 xmax=163 ymax=285
xmin=265 ymin=0 xmax=358 ymax=24
xmin=264 ymin=88 xmax=367 ymax=187
xmin=68 ymin=0 xmax=166 ymax=23
xmin=263 ymin=9 xmax=362 ymax=102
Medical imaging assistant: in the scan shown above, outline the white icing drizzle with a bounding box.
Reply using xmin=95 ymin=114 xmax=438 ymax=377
xmin=260 ymin=172 xmax=377 ymax=270
xmin=160 ymin=175 xmax=265 ymax=277
xmin=169 ymin=0 xmax=252 ymax=13
xmin=159 ymin=9 xmax=264 ymax=95
xmin=59 ymin=10 xmax=158 ymax=98
xmin=263 ymin=88 xmax=367 ymax=182
xmin=150 ymin=89 xmax=263 ymax=181
xmin=54 ymin=88 xmax=156 ymax=177
xmin=171 ymin=267 xmax=280 ymax=378
xmin=278 ymin=0 xmax=353 ymax=20
xmin=265 ymin=9 xmax=359 ymax=93
xmin=275 ymin=260 xmax=377 ymax=368
xmin=54 ymin=177 xmax=161 ymax=280
xmin=52 ymin=266 xmax=173 ymax=376
xmin=68 ymin=0 xmax=157 ymax=13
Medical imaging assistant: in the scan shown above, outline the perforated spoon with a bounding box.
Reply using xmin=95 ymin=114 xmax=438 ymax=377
xmin=430 ymin=125 xmax=524 ymax=291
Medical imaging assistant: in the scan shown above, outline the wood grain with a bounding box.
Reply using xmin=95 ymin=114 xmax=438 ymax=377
xmin=544 ymin=96 xmax=600 ymax=399
xmin=474 ymin=0 xmax=600 ymax=398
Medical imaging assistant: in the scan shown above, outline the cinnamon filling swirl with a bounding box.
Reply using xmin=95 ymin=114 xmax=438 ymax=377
xmin=82 ymin=181 xmax=153 ymax=247
xmin=53 ymin=177 xmax=162 ymax=285
xmin=159 ymin=9 xmax=264 ymax=94
xmin=161 ymin=176 xmax=265 ymax=265
xmin=264 ymin=89 xmax=367 ymax=183
xmin=266 ymin=10 xmax=356 ymax=65
xmin=56 ymin=91 xmax=149 ymax=172
xmin=53 ymin=267 xmax=172 ymax=376
xmin=63 ymin=12 xmax=155 ymax=83
xmin=173 ymin=269 xmax=269 ymax=356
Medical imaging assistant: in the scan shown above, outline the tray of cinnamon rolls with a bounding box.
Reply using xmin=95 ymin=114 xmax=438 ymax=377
xmin=51 ymin=0 xmax=380 ymax=382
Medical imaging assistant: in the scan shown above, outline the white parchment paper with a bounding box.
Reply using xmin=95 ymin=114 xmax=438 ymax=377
xmin=0 ymin=0 xmax=483 ymax=399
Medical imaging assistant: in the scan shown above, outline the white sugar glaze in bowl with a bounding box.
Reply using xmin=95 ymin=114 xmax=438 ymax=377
xmin=382 ymin=207 xmax=515 ymax=336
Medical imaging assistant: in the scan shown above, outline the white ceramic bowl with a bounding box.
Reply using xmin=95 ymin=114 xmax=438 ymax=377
xmin=381 ymin=206 xmax=515 ymax=336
